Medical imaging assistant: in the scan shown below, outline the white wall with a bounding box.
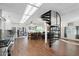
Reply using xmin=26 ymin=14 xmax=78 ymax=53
xmin=61 ymin=22 xmax=67 ymax=38
xmin=1 ymin=10 xmax=22 ymax=30
xmin=0 ymin=9 xmax=2 ymax=17
xmin=61 ymin=19 xmax=79 ymax=39
xmin=5 ymin=19 xmax=12 ymax=30
xmin=0 ymin=9 xmax=12 ymax=30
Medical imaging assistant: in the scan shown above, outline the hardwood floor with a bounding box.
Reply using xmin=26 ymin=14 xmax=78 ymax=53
xmin=11 ymin=37 xmax=79 ymax=56
xmin=53 ymin=39 xmax=79 ymax=56
xmin=11 ymin=37 xmax=54 ymax=56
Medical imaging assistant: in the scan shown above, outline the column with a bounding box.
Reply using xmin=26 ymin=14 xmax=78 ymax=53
xmin=44 ymin=21 xmax=47 ymax=44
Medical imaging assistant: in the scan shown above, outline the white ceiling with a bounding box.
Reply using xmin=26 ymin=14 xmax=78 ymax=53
xmin=25 ymin=3 xmax=79 ymax=26
xmin=0 ymin=3 xmax=79 ymax=25
xmin=0 ymin=3 xmax=27 ymax=23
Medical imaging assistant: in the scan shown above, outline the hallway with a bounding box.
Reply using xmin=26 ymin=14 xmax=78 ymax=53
xmin=11 ymin=37 xmax=79 ymax=56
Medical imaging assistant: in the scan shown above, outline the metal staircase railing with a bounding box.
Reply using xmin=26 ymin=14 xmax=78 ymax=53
xmin=41 ymin=10 xmax=61 ymax=47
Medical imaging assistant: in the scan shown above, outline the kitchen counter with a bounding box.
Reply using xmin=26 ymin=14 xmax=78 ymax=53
xmin=0 ymin=37 xmax=13 ymax=56
xmin=0 ymin=34 xmax=16 ymax=56
xmin=0 ymin=39 xmax=11 ymax=48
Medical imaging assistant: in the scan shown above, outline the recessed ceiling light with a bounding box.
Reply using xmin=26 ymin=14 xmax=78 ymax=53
xmin=24 ymin=5 xmax=32 ymax=15
xmin=24 ymin=5 xmax=38 ymax=15
xmin=30 ymin=3 xmax=42 ymax=7
xmin=20 ymin=16 xmax=30 ymax=23
xmin=28 ymin=7 xmax=38 ymax=15
xmin=20 ymin=3 xmax=42 ymax=23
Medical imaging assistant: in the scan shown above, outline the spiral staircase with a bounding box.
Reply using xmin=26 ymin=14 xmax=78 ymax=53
xmin=41 ymin=10 xmax=61 ymax=47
